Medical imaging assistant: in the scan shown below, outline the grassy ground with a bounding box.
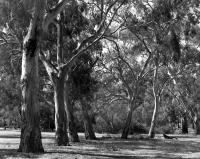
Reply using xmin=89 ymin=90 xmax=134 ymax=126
xmin=0 ymin=129 xmax=200 ymax=159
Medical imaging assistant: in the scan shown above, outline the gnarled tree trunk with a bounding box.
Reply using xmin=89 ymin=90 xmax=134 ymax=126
xmin=65 ymin=81 xmax=79 ymax=142
xmin=18 ymin=0 xmax=44 ymax=153
xmin=81 ymin=98 xmax=96 ymax=140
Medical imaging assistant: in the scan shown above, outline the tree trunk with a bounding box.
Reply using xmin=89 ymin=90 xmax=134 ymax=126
xmin=194 ymin=121 xmax=200 ymax=135
xmin=148 ymin=66 xmax=159 ymax=138
xmin=181 ymin=113 xmax=188 ymax=134
xmin=18 ymin=30 xmax=44 ymax=153
xmin=81 ymin=98 xmax=96 ymax=140
xmin=121 ymin=102 xmax=133 ymax=139
xmin=194 ymin=119 xmax=200 ymax=135
xmin=193 ymin=109 xmax=200 ymax=135
xmin=54 ymin=75 xmax=69 ymax=146
xmin=65 ymin=81 xmax=79 ymax=142
xmin=192 ymin=120 xmax=195 ymax=129
xmin=18 ymin=0 xmax=44 ymax=153
xmin=148 ymin=96 xmax=159 ymax=138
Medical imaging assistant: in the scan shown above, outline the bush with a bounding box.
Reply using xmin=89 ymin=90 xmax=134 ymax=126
xmin=129 ymin=123 xmax=148 ymax=134
xmin=155 ymin=124 xmax=175 ymax=134
xmin=40 ymin=104 xmax=55 ymax=131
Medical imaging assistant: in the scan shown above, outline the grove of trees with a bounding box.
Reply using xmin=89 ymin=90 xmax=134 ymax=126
xmin=1 ymin=0 xmax=200 ymax=153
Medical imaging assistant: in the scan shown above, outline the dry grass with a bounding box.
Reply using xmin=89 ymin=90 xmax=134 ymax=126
xmin=0 ymin=129 xmax=200 ymax=159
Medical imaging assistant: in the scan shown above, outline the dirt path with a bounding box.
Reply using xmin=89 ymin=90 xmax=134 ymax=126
xmin=0 ymin=129 xmax=200 ymax=159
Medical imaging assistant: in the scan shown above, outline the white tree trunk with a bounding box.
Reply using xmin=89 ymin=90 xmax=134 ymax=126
xmin=148 ymin=66 xmax=159 ymax=138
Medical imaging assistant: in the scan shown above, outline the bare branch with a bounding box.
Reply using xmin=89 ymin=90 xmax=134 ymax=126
xmin=62 ymin=34 xmax=103 ymax=70
xmin=138 ymin=51 xmax=152 ymax=80
xmin=116 ymin=63 xmax=133 ymax=97
xmin=61 ymin=1 xmax=125 ymax=71
xmin=95 ymin=0 xmax=118 ymax=34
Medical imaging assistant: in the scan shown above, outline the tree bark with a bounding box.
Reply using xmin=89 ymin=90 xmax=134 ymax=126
xmin=81 ymin=98 xmax=96 ymax=140
xmin=194 ymin=114 xmax=200 ymax=135
xmin=65 ymin=81 xmax=79 ymax=142
xmin=181 ymin=113 xmax=188 ymax=134
xmin=54 ymin=74 xmax=69 ymax=146
xmin=148 ymin=96 xmax=159 ymax=138
xmin=19 ymin=49 xmax=44 ymax=152
xmin=148 ymin=66 xmax=159 ymax=138
xmin=18 ymin=0 xmax=44 ymax=153
xmin=121 ymin=102 xmax=134 ymax=139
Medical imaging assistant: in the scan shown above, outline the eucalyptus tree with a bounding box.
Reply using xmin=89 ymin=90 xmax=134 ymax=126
xmin=40 ymin=0 xmax=127 ymax=144
xmin=96 ymin=29 xmax=152 ymax=138
xmin=68 ymin=51 xmax=99 ymax=140
xmin=163 ymin=0 xmax=200 ymax=134
xmin=167 ymin=54 xmax=200 ymax=134
xmin=0 ymin=0 xmax=45 ymax=152
xmin=0 ymin=0 xmax=79 ymax=152
xmin=123 ymin=0 xmax=190 ymax=138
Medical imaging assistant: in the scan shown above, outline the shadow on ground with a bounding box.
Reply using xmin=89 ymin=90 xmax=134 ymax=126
xmin=0 ymin=149 xmax=40 ymax=159
xmin=0 ymin=130 xmax=200 ymax=159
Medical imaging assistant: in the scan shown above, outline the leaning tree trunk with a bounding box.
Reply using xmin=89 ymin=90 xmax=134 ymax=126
xmin=81 ymin=98 xmax=96 ymax=140
xmin=121 ymin=101 xmax=134 ymax=139
xmin=18 ymin=0 xmax=44 ymax=153
xmin=148 ymin=95 xmax=159 ymax=138
xmin=54 ymin=74 xmax=69 ymax=146
xmin=148 ymin=66 xmax=159 ymax=138
xmin=65 ymin=81 xmax=79 ymax=142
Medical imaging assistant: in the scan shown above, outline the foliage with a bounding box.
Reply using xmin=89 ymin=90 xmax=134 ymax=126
xmin=1 ymin=0 xmax=200 ymax=140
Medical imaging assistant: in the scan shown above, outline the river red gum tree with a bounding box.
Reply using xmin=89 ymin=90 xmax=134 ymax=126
xmin=19 ymin=0 xmax=72 ymax=151
xmin=19 ymin=0 xmax=45 ymax=153
xmin=41 ymin=0 xmax=126 ymax=144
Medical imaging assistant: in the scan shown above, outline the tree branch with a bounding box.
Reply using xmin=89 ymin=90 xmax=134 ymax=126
xmin=116 ymin=63 xmax=133 ymax=97
xmin=42 ymin=0 xmax=73 ymax=32
xmin=39 ymin=50 xmax=58 ymax=83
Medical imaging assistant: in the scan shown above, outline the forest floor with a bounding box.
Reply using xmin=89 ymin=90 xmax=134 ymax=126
xmin=0 ymin=129 xmax=200 ymax=159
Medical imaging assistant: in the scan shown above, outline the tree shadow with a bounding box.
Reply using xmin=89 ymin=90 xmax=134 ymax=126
xmin=46 ymin=150 xmax=153 ymax=159
xmin=78 ymin=137 xmax=200 ymax=156
xmin=0 ymin=149 xmax=40 ymax=159
xmin=1 ymin=133 xmax=200 ymax=159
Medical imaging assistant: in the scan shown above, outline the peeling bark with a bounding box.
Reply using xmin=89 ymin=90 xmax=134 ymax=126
xmin=19 ymin=27 xmax=44 ymax=153
xmin=18 ymin=0 xmax=45 ymax=153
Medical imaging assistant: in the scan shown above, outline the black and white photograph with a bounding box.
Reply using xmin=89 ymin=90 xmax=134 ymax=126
xmin=0 ymin=0 xmax=200 ymax=158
